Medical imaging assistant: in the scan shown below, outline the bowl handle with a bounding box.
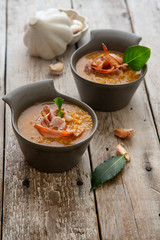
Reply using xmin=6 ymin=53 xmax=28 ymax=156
xmin=87 ymin=29 xmax=142 ymax=52
xmin=2 ymin=79 xmax=58 ymax=110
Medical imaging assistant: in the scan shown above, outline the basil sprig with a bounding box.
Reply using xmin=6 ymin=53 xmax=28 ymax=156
xmin=53 ymin=97 xmax=64 ymax=118
xmin=123 ymin=45 xmax=151 ymax=71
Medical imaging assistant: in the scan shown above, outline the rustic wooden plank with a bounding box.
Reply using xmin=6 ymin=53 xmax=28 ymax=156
xmin=73 ymin=0 xmax=160 ymax=239
xmin=0 ymin=0 xmax=6 ymax=237
xmin=3 ymin=0 xmax=99 ymax=239
xmin=127 ymin=0 xmax=160 ymax=134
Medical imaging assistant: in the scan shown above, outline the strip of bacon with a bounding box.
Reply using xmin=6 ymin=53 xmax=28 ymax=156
xmin=41 ymin=105 xmax=50 ymax=117
xmin=49 ymin=116 xmax=66 ymax=130
xmin=34 ymin=124 xmax=73 ymax=139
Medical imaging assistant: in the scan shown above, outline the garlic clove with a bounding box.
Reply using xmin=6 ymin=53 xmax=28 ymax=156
xmin=114 ymin=128 xmax=135 ymax=139
xmin=70 ymin=17 xmax=83 ymax=34
xmin=116 ymin=143 xmax=130 ymax=162
xmin=72 ymin=19 xmax=83 ymax=27
xmin=48 ymin=62 xmax=64 ymax=75
xmin=71 ymin=24 xmax=83 ymax=34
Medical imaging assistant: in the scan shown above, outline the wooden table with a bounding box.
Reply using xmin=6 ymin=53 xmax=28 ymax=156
xmin=1 ymin=0 xmax=160 ymax=239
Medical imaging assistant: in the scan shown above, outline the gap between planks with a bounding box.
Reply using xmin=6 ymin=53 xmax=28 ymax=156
xmin=73 ymin=18 xmax=102 ymax=238
xmin=1 ymin=0 xmax=8 ymax=240
xmin=88 ymin=145 xmax=103 ymax=240
xmin=71 ymin=40 xmax=102 ymax=240
xmin=125 ymin=0 xmax=160 ymax=143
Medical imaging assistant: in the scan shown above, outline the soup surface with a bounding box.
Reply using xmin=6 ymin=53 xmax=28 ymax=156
xmin=18 ymin=101 xmax=92 ymax=146
xmin=76 ymin=51 xmax=140 ymax=84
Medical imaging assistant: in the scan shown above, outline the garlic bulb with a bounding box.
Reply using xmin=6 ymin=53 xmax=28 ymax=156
xmin=24 ymin=8 xmax=73 ymax=60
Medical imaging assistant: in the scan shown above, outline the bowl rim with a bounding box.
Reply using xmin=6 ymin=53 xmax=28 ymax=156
xmin=12 ymin=91 xmax=98 ymax=151
xmin=70 ymin=45 xmax=147 ymax=88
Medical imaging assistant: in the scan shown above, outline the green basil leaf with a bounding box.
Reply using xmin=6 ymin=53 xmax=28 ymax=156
xmin=91 ymin=155 xmax=126 ymax=191
xmin=123 ymin=45 xmax=151 ymax=71
xmin=53 ymin=97 xmax=64 ymax=118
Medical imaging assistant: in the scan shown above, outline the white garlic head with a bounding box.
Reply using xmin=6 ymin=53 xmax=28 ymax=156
xmin=24 ymin=8 xmax=73 ymax=60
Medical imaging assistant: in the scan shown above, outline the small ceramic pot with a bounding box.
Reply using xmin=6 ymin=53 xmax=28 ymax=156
xmin=3 ymin=80 xmax=98 ymax=173
xmin=59 ymin=9 xmax=88 ymax=45
xmin=70 ymin=29 xmax=147 ymax=112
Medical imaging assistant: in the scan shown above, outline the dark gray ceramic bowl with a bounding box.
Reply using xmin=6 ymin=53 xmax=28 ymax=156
xmin=2 ymin=79 xmax=98 ymax=173
xmin=71 ymin=29 xmax=147 ymax=112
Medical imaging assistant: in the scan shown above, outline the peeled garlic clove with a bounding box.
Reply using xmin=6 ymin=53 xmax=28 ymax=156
xmin=116 ymin=143 xmax=130 ymax=162
xmin=70 ymin=18 xmax=83 ymax=34
xmin=72 ymin=19 xmax=83 ymax=27
xmin=48 ymin=62 xmax=64 ymax=75
xmin=71 ymin=24 xmax=83 ymax=34
xmin=114 ymin=128 xmax=135 ymax=139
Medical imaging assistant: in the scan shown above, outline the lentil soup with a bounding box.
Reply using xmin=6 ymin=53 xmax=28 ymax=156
xmin=18 ymin=102 xmax=93 ymax=146
xmin=76 ymin=51 xmax=140 ymax=84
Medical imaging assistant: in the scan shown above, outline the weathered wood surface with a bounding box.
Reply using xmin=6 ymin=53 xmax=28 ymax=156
xmin=73 ymin=0 xmax=160 ymax=239
xmin=1 ymin=0 xmax=160 ymax=239
xmin=2 ymin=0 xmax=99 ymax=239
xmin=0 ymin=0 xmax=6 ymax=237
xmin=128 ymin=0 xmax=160 ymax=136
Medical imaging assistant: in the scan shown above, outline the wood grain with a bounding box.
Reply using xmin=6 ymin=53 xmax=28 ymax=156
xmin=73 ymin=0 xmax=160 ymax=239
xmin=0 ymin=0 xmax=6 ymax=237
xmin=2 ymin=0 xmax=160 ymax=239
xmin=127 ymin=0 xmax=160 ymax=136
xmin=3 ymin=0 xmax=99 ymax=239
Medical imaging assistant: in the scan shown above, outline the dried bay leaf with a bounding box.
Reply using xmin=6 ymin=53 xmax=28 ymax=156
xmin=91 ymin=155 xmax=126 ymax=191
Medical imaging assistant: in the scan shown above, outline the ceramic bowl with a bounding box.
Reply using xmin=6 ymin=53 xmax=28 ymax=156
xmin=59 ymin=9 xmax=88 ymax=45
xmin=70 ymin=29 xmax=147 ymax=112
xmin=3 ymin=79 xmax=97 ymax=173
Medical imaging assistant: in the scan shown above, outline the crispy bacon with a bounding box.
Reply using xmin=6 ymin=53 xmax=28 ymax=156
xmin=34 ymin=105 xmax=80 ymax=139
